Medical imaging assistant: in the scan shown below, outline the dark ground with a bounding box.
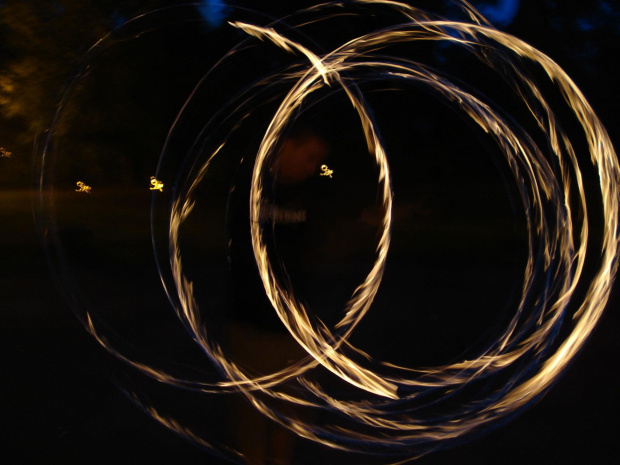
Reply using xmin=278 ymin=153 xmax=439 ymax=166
xmin=1 ymin=188 xmax=618 ymax=465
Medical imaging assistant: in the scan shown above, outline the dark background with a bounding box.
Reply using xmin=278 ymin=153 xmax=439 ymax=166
xmin=1 ymin=1 xmax=619 ymax=464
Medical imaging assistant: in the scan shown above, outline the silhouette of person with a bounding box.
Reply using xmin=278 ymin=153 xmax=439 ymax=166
xmin=224 ymin=126 xmax=330 ymax=465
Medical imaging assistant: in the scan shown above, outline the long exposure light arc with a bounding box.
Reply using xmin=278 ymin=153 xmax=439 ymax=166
xmin=37 ymin=1 xmax=619 ymax=462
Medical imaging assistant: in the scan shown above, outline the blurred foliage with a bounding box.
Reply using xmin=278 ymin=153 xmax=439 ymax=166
xmin=0 ymin=0 xmax=180 ymax=187
xmin=0 ymin=0 xmax=112 ymax=186
xmin=0 ymin=1 xmax=111 ymax=133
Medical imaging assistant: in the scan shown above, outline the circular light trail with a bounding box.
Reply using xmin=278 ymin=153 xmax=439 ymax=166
xmin=37 ymin=2 xmax=619 ymax=462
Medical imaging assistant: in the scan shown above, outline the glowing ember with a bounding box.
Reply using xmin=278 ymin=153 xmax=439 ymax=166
xmin=320 ymin=164 xmax=333 ymax=178
xmin=150 ymin=176 xmax=164 ymax=192
xmin=75 ymin=181 xmax=91 ymax=193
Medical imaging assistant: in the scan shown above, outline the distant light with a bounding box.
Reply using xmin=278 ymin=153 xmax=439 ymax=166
xmin=576 ymin=18 xmax=595 ymax=32
xmin=599 ymin=1 xmax=614 ymax=15
xmin=475 ymin=0 xmax=521 ymax=27
xmin=111 ymin=11 xmax=127 ymax=29
xmin=197 ymin=0 xmax=230 ymax=29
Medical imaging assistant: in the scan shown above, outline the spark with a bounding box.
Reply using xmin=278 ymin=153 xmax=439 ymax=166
xmin=320 ymin=164 xmax=334 ymax=178
xmin=75 ymin=181 xmax=91 ymax=193
xmin=150 ymin=176 xmax=164 ymax=192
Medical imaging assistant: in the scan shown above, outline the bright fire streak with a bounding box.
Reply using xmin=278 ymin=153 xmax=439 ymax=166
xmin=186 ymin=4 xmax=616 ymax=445
xmin=229 ymin=21 xmax=334 ymax=85
xmin=246 ymin=36 xmax=397 ymax=398
xmin=38 ymin=1 xmax=619 ymax=459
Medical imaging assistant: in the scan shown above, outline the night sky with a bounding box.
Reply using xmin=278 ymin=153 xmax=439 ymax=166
xmin=2 ymin=1 xmax=619 ymax=464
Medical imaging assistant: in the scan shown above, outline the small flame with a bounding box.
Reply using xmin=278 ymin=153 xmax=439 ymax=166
xmin=75 ymin=181 xmax=92 ymax=194
xmin=150 ymin=176 xmax=164 ymax=192
xmin=320 ymin=164 xmax=334 ymax=178
xmin=0 ymin=147 xmax=11 ymax=158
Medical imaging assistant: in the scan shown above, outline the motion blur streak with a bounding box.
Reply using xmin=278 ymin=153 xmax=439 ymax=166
xmin=37 ymin=1 xmax=619 ymax=462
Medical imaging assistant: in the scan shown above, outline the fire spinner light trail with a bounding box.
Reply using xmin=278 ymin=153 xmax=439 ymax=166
xmin=37 ymin=2 xmax=619 ymax=463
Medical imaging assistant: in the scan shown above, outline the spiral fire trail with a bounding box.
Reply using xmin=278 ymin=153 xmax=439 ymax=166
xmin=37 ymin=1 xmax=618 ymax=463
